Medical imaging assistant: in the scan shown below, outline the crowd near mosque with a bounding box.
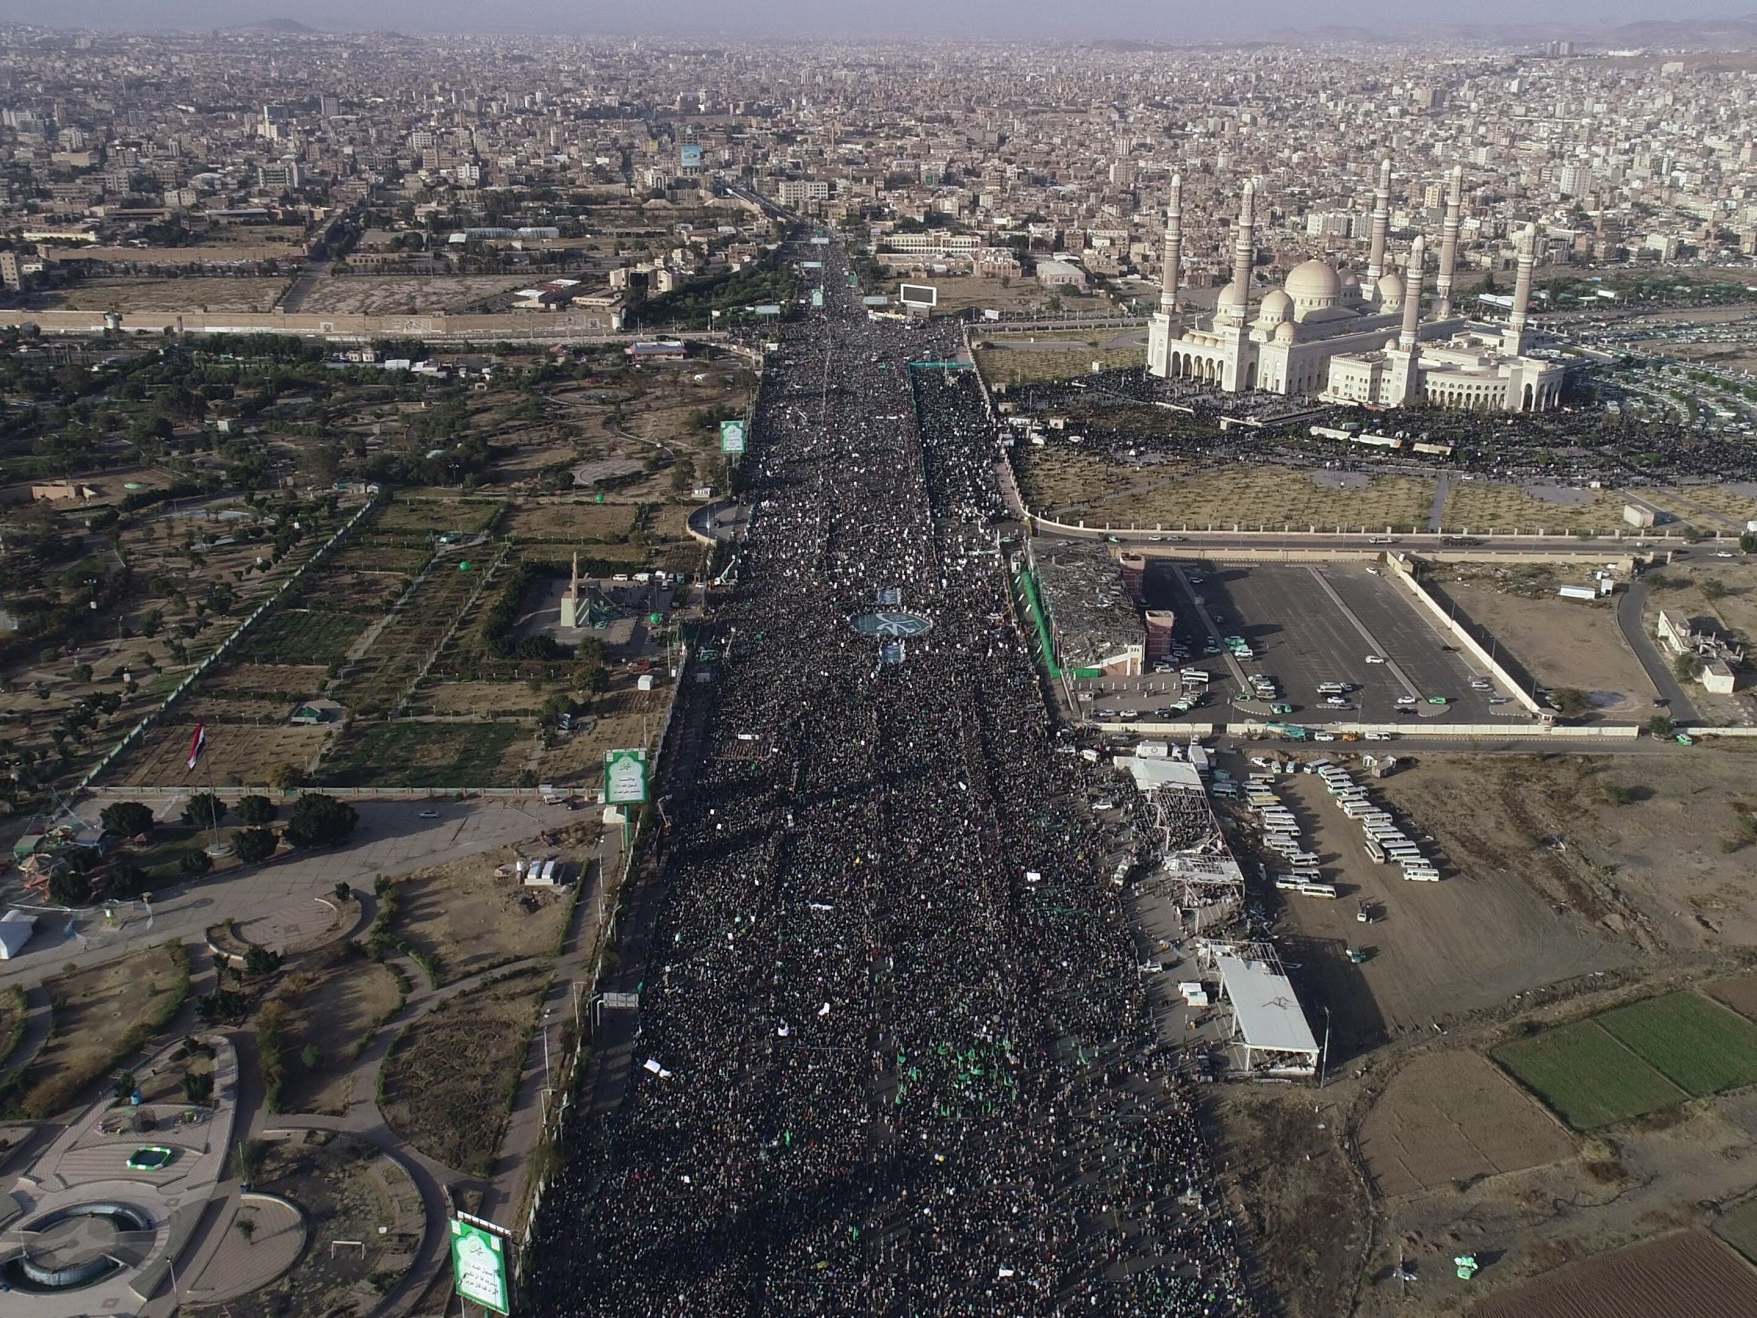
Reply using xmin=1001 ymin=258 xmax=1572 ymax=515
xmin=525 ymin=232 xmax=1257 ymax=1315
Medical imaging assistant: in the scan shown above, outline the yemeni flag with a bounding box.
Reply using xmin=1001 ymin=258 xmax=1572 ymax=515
xmin=186 ymin=723 xmax=208 ymax=772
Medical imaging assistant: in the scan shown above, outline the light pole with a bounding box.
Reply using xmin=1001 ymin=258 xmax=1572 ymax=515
xmin=1319 ymin=1005 xmax=1332 ymax=1090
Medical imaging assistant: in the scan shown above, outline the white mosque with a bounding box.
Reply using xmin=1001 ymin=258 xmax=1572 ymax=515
xmin=1146 ymin=164 xmax=1566 ymax=413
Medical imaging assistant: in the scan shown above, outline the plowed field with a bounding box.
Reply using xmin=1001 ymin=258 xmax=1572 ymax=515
xmin=1469 ymin=1230 xmax=1757 ymax=1318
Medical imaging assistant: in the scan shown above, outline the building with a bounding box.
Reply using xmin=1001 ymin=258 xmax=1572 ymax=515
xmin=256 ymin=159 xmax=302 ymax=193
xmin=0 ymin=250 xmax=27 ymax=292
xmin=1035 ymin=258 xmax=1087 ymax=291
xmin=777 ymin=179 xmax=830 ymax=207
xmin=1148 ymin=164 xmax=1565 ymax=413
xmin=560 ymin=551 xmax=585 ymax=629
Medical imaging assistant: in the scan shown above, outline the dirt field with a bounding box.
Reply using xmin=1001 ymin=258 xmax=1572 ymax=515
xmin=1358 ymin=1051 xmax=1574 ymax=1198
xmin=974 ymin=333 xmax=1146 ymax=386
xmin=108 ymin=723 xmax=333 ymax=787
xmin=293 ymin=276 xmax=532 ymax=315
xmin=919 ymin=275 xmax=1059 ymax=315
xmin=1371 ymin=752 xmax=1757 ymax=954
xmin=1708 ymin=971 xmax=1757 ymax=1023
xmin=504 ymin=502 xmax=640 ymax=543
xmin=205 ymin=664 xmax=331 ymax=696
xmin=1468 ymin=1229 xmax=1757 ymax=1318
xmin=388 ymin=843 xmax=579 ymax=984
xmin=275 ymin=948 xmax=403 ymax=1116
xmin=534 ymin=688 xmax=657 ymax=784
xmin=1429 ymin=569 xmax=1654 ymax=716
xmin=1262 ymin=767 xmax=1633 ymax=1056
xmin=421 ymin=682 xmax=551 ymax=717
xmin=1212 ymin=1087 xmax=1366 ymax=1318
xmin=1441 ymin=480 xmax=1630 ymax=534
xmin=2 ymin=942 xmax=188 ymax=1119
xmin=48 ymin=277 xmax=290 ymax=312
xmin=240 ymin=609 xmax=370 ymax=666
xmin=380 ymin=968 xmax=548 ymax=1175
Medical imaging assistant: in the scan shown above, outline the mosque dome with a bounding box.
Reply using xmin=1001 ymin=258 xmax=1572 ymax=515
xmin=1275 ymin=321 xmax=1298 ymax=343
xmin=1215 ymin=279 xmax=1248 ymax=316
xmin=1285 ymin=258 xmax=1343 ymax=320
xmin=1376 ymin=271 xmax=1405 ymax=309
xmin=1255 ymin=289 xmax=1293 ymax=325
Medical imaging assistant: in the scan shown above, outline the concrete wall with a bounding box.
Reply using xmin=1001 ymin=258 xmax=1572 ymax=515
xmin=1086 ymin=719 xmax=1640 ymax=740
xmin=1382 ymin=552 xmax=1547 ymax=717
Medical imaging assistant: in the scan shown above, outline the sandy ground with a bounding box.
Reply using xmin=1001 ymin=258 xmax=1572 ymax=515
xmin=1435 ymin=575 xmax=1653 ymax=715
xmin=293 ymin=276 xmax=533 ymax=315
xmin=275 ymin=950 xmax=403 ymax=1116
xmin=48 ymin=277 xmax=290 ymax=312
xmin=388 ymin=845 xmax=579 ymax=984
xmin=106 ymin=723 xmax=334 ymax=788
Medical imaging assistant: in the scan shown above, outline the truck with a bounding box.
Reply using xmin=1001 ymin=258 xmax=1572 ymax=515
xmin=1266 ymin=722 xmax=1309 ymax=741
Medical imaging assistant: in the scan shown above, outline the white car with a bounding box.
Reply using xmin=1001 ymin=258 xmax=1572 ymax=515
xmin=1313 ymin=732 xmax=1337 ymax=742
xmin=1470 ymin=679 xmax=1491 ymax=690
xmin=1364 ymin=732 xmax=1390 ymax=741
xmin=1365 ymin=654 xmax=1385 ymax=664
xmin=1395 ymin=695 xmax=1418 ymax=706
xmin=418 ymin=808 xmax=441 ymax=819
xmin=1715 ymin=551 xmax=1737 ymax=559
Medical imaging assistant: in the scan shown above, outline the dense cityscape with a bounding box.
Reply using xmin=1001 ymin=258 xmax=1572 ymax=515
xmin=2 ymin=13 xmax=1757 ymax=1318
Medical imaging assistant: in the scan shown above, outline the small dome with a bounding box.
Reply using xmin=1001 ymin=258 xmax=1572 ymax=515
xmin=1376 ymin=271 xmax=1405 ymax=309
xmin=1256 ymin=289 xmax=1293 ymax=325
xmin=1216 ymin=279 xmax=1248 ymax=315
xmin=1285 ymin=259 xmax=1342 ymax=303
xmin=1275 ymin=321 xmax=1298 ymax=343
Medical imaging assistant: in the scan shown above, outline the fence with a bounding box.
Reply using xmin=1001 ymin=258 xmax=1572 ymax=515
xmin=1381 ymin=553 xmax=1547 ymax=717
xmin=76 ymin=494 xmax=382 ymax=791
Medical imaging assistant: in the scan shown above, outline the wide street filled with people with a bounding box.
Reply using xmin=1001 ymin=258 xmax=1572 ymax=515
xmin=526 ymin=234 xmax=1256 ymax=1314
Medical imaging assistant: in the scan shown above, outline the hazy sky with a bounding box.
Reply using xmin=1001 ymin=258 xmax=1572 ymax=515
xmin=0 ymin=0 xmax=1752 ymax=40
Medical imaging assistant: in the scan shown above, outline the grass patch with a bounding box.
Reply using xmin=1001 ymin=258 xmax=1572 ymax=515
xmin=241 ymin=609 xmax=369 ymax=666
xmin=321 ymin=720 xmax=524 ymax=788
xmin=1717 ymin=1195 xmax=1757 ymax=1266
xmin=1493 ymin=1018 xmax=1685 ymax=1131
xmin=1595 ymin=991 xmax=1757 ymax=1097
xmin=0 ymin=985 xmax=26 ymax=1068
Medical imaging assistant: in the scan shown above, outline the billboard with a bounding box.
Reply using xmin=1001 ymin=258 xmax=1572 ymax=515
xmin=604 ymin=748 xmax=649 ymax=805
xmin=810 ymin=289 xmax=824 ymax=309
xmin=719 ymin=419 xmax=747 ymax=454
xmin=861 ymin=296 xmax=890 ymax=306
xmin=898 ymin=283 xmax=938 ymax=308
xmin=799 ymin=260 xmax=823 ymax=269
xmin=680 ymin=144 xmax=703 ymax=168
xmin=753 ymin=304 xmax=782 ymax=317
xmin=449 ymin=1219 xmax=510 ymax=1315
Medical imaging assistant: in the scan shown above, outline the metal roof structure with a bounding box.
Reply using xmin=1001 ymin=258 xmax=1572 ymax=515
xmin=1215 ymin=952 xmax=1320 ymax=1070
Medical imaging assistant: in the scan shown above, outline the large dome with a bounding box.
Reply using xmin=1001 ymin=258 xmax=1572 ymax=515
xmin=1375 ymin=271 xmax=1405 ymax=310
xmin=1285 ymin=259 xmax=1342 ymax=303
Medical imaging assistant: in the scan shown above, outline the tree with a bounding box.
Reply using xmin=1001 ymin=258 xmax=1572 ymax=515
xmin=184 ymin=1071 xmax=215 ymax=1103
xmin=267 ymin=762 xmax=305 ymax=792
xmin=180 ymin=849 xmax=214 ymax=878
xmin=236 ymin=794 xmax=276 ymax=825
xmin=100 ymin=801 xmax=156 ymax=839
xmin=243 ymin=944 xmax=284 ymax=978
xmin=234 ymin=828 xmax=279 ymax=864
xmin=1550 ymin=687 xmax=1591 ymax=719
xmin=1647 ymin=714 xmax=1676 ymax=738
xmin=1675 ymin=652 xmax=1704 ymax=682
xmin=300 ymin=1043 xmax=321 ymax=1070
xmin=71 ymin=663 xmax=92 ymax=684
xmin=1741 ymin=532 xmax=1757 ymax=554
xmin=285 ymin=793 xmax=359 ymax=848
xmin=182 ymin=792 xmax=227 ymax=829
xmin=48 ymin=867 xmax=94 ymax=908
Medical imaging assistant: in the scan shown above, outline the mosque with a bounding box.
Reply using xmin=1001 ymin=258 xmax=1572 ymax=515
xmin=1146 ymin=164 xmax=1566 ymax=413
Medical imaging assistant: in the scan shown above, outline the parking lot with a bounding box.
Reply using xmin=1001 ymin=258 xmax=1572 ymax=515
xmin=1083 ymin=560 xmax=1525 ymax=729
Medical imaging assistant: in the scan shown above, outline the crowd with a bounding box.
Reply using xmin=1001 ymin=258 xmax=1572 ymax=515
xmin=526 ymin=236 xmax=1257 ymax=1314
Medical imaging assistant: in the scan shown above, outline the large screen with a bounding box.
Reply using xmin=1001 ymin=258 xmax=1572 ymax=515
xmin=898 ymin=284 xmax=938 ymax=307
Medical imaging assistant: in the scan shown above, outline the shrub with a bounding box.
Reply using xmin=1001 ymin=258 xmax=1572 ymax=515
xmin=236 ymin=794 xmax=275 ymax=824
xmin=99 ymin=801 xmax=155 ymax=839
xmin=233 ymin=828 xmax=278 ymax=865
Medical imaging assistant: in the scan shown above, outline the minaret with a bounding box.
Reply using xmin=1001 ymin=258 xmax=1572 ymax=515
xmin=1399 ymin=235 xmax=1426 ymax=352
xmin=1506 ymin=223 xmax=1536 ymax=355
xmin=1159 ymin=173 xmax=1183 ymax=321
xmin=1433 ymin=165 xmax=1463 ymax=319
xmin=1227 ymin=179 xmax=1256 ymax=322
xmin=1365 ymin=159 xmax=1392 ymax=291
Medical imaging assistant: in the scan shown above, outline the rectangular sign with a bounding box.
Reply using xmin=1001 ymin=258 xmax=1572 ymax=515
xmin=719 ymin=419 xmax=747 ymax=455
xmin=753 ymin=304 xmax=782 ymax=317
xmin=810 ymin=289 xmax=824 ymax=308
xmin=799 ymin=260 xmax=823 ymax=269
xmin=450 ymin=1219 xmax=511 ymax=1314
xmin=811 ymin=236 xmax=830 ymax=245
xmin=861 ymin=295 xmax=889 ymax=306
xmin=898 ymin=283 xmax=938 ymax=308
xmin=604 ymin=748 xmax=649 ymax=805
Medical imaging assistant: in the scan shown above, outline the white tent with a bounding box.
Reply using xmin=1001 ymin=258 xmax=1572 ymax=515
xmin=0 ymin=910 xmax=37 ymax=960
xmin=1215 ymin=952 xmax=1320 ymax=1075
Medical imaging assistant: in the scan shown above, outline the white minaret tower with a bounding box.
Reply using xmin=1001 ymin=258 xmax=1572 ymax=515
xmin=1387 ymin=235 xmax=1427 ymax=406
xmin=1365 ymin=159 xmax=1392 ymax=294
xmin=1225 ymin=179 xmax=1256 ymax=323
xmin=1506 ymin=223 xmax=1536 ymax=355
xmin=1433 ymin=165 xmax=1463 ymax=319
xmin=1159 ymin=173 xmax=1183 ymax=325
xmin=1398 ymin=235 xmax=1426 ymax=352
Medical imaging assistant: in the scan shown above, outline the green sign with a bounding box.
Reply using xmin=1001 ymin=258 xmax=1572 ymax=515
xmin=604 ymin=748 xmax=649 ymax=805
xmin=720 ymin=419 xmax=747 ymax=455
xmin=449 ymin=1219 xmax=510 ymax=1314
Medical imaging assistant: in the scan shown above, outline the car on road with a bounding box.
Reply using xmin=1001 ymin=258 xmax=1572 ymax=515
xmin=1488 ymin=697 xmax=1511 ymax=705
xmin=1395 ymin=695 xmax=1418 ymax=706
xmin=1470 ymin=679 xmax=1491 ymax=690
xmin=1363 ymin=732 xmax=1390 ymax=741
xmin=1313 ymin=732 xmax=1337 ymax=742
xmin=1365 ymin=654 xmax=1385 ymax=664
xmin=1715 ymin=551 xmax=1737 ymax=559
xmin=418 ymin=808 xmax=441 ymax=819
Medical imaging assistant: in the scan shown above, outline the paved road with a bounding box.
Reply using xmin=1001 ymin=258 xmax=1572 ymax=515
xmin=1040 ymin=526 xmax=1708 ymax=558
xmin=1616 ymin=580 xmax=1700 ymax=722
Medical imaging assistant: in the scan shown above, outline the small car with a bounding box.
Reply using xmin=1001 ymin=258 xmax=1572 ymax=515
xmin=418 ymin=808 xmax=441 ymax=819
xmin=1365 ymin=654 xmax=1385 ymax=664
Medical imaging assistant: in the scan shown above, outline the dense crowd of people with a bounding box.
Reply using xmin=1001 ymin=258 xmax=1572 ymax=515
xmin=526 ymin=236 xmax=1256 ymax=1314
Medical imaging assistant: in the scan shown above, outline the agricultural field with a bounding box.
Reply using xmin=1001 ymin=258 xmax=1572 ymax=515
xmin=1358 ymin=1051 xmax=1574 ymax=1198
xmin=1468 ymin=1229 xmax=1757 ymax=1318
xmin=328 ymin=554 xmax=488 ymax=717
xmin=326 ymin=539 xmax=434 ymax=575
xmin=373 ymin=496 xmax=504 ymax=537
xmin=319 ymin=721 xmax=528 ymax=788
xmin=503 ymin=502 xmax=640 ymax=543
xmin=47 ymin=276 xmax=290 ymax=312
xmin=0 ymin=942 xmax=189 ymax=1120
xmin=1714 ymin=1195 xmax=1757 ymax=1266
xmin=204 ymin=664 xmax=331 ymax=697
xmin=379 ymin=967 xmax=549 ymax=1176
xmin=107 ymin=722 xmax=333 ymax=788
xmin=1439 ymin=479 xmax=1630 ymax=534
xmin=1595 ymin=992 xmax=1757 ymax=1096
xmin=534 ymin=687 xmax=659 ymax=785
xmin=238 ymin=609 xmax=370 ymax=667
xmin=1708 ymin=971 xmax=1757 ymax=1024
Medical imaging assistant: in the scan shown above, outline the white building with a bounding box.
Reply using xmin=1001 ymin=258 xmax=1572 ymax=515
xmin=1148 ymin=164 xmax=1566 ymax=413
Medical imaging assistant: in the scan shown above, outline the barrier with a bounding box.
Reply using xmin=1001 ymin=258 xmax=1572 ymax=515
xmin=1381 ymin=553 xmax=1547 ymax=717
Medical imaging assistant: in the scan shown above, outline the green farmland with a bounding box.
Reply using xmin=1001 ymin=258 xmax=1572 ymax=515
xmin=1596 ymin=992 xmax=1757 ymax=1096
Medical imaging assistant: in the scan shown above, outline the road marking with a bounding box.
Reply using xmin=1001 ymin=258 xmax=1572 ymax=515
xmin=1304 ymin=567 xmax=1421 ymax=701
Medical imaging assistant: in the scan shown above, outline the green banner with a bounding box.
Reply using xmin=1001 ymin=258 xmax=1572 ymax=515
xmin=449 ymin=1219 xmax=510 ymax=1314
